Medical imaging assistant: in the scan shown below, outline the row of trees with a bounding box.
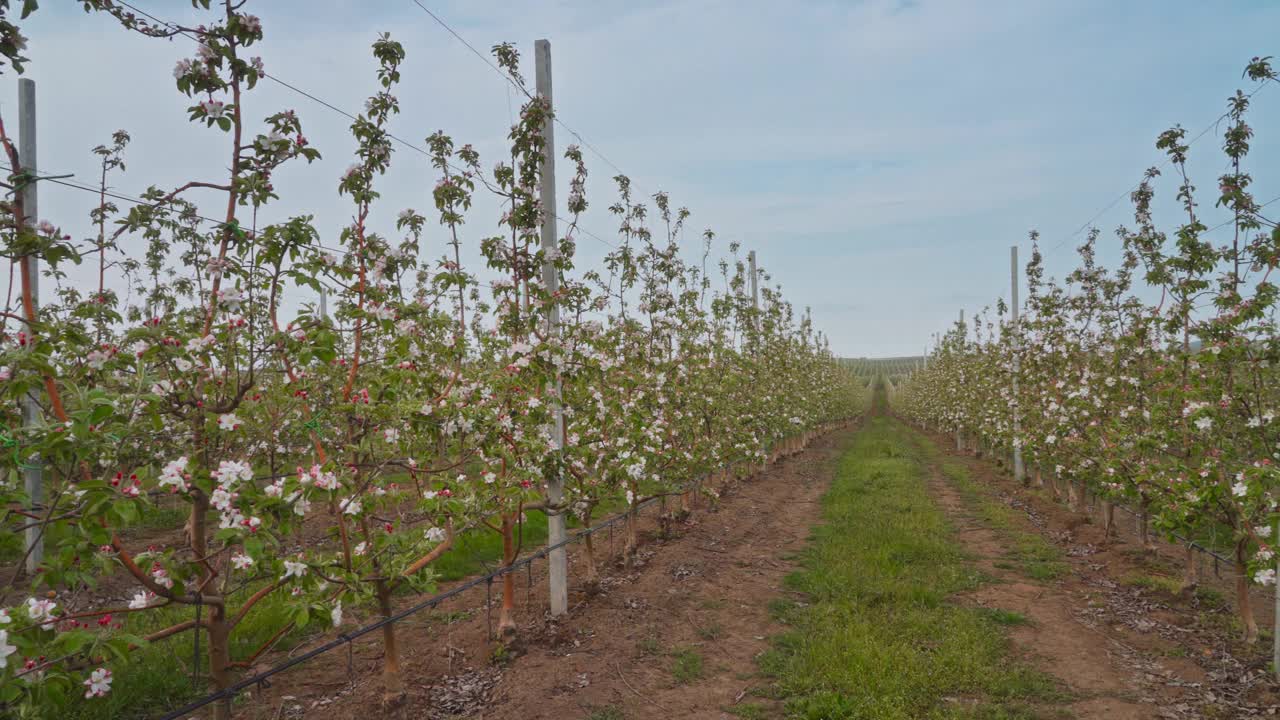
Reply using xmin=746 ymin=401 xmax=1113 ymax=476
xmin=899 ymin=56 xmax=1279 ymax=645
xmin=0 ymin=2 xmax=865 ymax=717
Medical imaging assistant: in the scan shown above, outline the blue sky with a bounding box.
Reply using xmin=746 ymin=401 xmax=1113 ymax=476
xmin=9 ymin=0 xmax=1280 ymax=357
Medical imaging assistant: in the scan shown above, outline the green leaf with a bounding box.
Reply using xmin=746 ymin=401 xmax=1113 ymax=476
xmin=56 ymin=629 xmax=95 ymax=654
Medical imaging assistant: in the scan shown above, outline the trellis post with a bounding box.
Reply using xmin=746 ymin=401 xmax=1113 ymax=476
xmin=536 ymin=38 xmax=568 ymax=617
xmin=1011 ymin=246 xmax=1026 ymax=484
xmin=19 ymin=78 xmax=42 ymax=575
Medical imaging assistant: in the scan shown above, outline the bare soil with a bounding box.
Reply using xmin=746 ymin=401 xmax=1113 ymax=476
xmin=236 ymin=427 xmax=853 ymax=720
xmin=150 ymin=417 xmax=1280 ymax=719
xmin=918 ymin=424 xmax=1280 ymax=719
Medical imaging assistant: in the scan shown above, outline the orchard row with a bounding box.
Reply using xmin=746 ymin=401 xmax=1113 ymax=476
xmin=0 ymin=2 xmax=866 ymax=717
xmin=900 ymin=56 xmax=1279 ymax=646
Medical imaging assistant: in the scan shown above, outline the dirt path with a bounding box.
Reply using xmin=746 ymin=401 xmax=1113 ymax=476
xmin=477 ymin=430 xmax=849 ymax=719
xmin=923 ymin=452 xmax=1153 ymax=718
xmin=914 ymin=423 xmax=1280 ymax=719
xmin=242 ymin=428 xmax=852 ymax=720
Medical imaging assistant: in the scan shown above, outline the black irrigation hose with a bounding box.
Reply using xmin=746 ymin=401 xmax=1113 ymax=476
xmin=152 ymin=488 xmax=667 ymax=720
xmin=922 ymin=424 xmax=1245 ymax=576
xmin=1108 ymin=500 xmax=1235 ymax=566
xmin=152 ymin=422 xmax=849 ymax=720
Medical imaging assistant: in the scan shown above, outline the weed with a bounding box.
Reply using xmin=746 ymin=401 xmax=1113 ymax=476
xmin=490 ymin=642 xmax=513 ymax=666
xmin=726 ymin=702 xmax=769 ymax=719
xmin=936 ymin=458 xmax=1067 ymax=582
xmin=670 ymin=647 xmax=704 ymax=684
xmin=1120 ymin=571 xmax=1182 ymax=595
xmin=981 ymin=608 xmax=1029 ymax=626
xmin=697 ymin=622 xmax=725 ymax=641
xmin=637 ymin=634 xmax=662 ymax=656
xmin=1194 ymin=586 xmax=1226 ymax=609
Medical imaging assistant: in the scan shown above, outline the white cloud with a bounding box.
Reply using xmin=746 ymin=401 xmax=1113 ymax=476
xmin=6 ymin=0 xmax=1279 ymax=357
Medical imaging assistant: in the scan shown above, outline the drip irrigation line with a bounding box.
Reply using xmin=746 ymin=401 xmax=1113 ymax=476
xmin=1108 ymin=499 xmax=1234 ymax=566
xmin=151 ymin=481 xmax=681 ymax=720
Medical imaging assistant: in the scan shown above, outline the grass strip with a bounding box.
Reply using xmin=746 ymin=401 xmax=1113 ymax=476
xmin=759 ymin=415 xmax=1061 ymax=719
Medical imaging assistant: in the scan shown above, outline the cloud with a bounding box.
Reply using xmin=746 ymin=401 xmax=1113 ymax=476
xmin=9 ymin=0 xmax=1280 ymax=359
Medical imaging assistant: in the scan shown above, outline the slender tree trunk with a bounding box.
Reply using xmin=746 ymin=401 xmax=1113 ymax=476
xmin=1237 ymin=539 xmax=1259 ymax=644
xmin=376 ymin=581 xmax=405 ymax=704
xmin=581 ymin=505 xmax=600 ymax=590
xmin=498 ymin=514 xmax=517 ymax=639
xmin=1066 ymin=478 xmax=1080 ymax=512
xmin=1180 ymin=543 xmax=1199 ymax=595
xmin=624 ymin=506 xmax=639 ymax=570
xmin=1138 ymin=496 xmax=1155 ymax=550
xmin=208 ymin=609 xmax=232 ymax=720
xmin=1101 ymin=501 xmax=1116 ymax=540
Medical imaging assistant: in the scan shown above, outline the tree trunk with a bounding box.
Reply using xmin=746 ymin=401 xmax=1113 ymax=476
xmin=376 ymin=580 xmax=405 ymax=704
xmin=207 ymin=609 xmax=232 ymax=720
xmin=1034 ymin=465 xmax=1044 ymax=489
xmin=1236 ymin=539 xmax=1259 ymax=644
xmin=1101 ymin=501 xmax=1116 ymax=540
xmin=1138 ymin=497 xmax=1155 ymax=550
xmin=1180 ymin=543 xmax=1199 ymax=595
xmin=624 ymin=506 xmax=639 ymax=570
xmin=1066 ymin=478 xmax=1079 ymax=512
xmin=498 ymin=513 xmax=517 ymax=639
xmin=581 ymin=505 xmax=600 ymax=590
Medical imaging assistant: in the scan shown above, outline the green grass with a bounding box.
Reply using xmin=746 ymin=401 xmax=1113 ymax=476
xmin=1119 ymin=571 xmax=1183 ymax=595
xmin=696 ymin=621 xmax=725 ymax=640
xmin=1194 ymin=586 xmax=1227 ymax=609
xmin=426 ymin=494 xmax=626 ymax=582
xmin=726 ymin=702 xmax=770 ymax=719
xmin=979 ymin=608 xmax=1029 ymax=626
xmin=587 ymin=707 xmax=626 ymax=720
xmin=930 ymin=454 xmax=1067 ymax=583
xmin=637 ymin=633 xmax=662 ymax=656
xmin=670 ymin=646 xmax=705 ymax=684
xmin=49 ymin=494 xmax=633 ymax=720
xmin=758 ymin=415 xmax=1061 ymax=719
xmin=56 ymin=578 xmax=306 ymax=720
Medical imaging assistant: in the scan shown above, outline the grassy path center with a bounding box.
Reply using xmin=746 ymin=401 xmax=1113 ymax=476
xmin=758 ymin=414 xmax=1058 ymax=719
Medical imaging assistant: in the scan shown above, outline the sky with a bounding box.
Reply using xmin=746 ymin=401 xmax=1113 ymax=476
xmin=6 ymin=0 xmax=1280 ymax=358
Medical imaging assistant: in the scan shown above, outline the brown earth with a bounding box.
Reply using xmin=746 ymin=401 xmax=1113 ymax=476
xmin=142 ymin=416 xmax=1280 ymax=719
xmin=916 ymin=422 xmax=1280 ymax=719
xmin=233 ymin=426 xmax=854 ymax=720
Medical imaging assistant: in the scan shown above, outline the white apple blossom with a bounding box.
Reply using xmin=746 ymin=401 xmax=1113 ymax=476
xmin=0 ymin=630 xmax=14 ymax=669
xmin=25 ymin=597 xmax=56 ymax=630
xmin=282 ymin=560 xmax=308 ymax=580
xmin=83 ymin=668 xmax=112 ymax=699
